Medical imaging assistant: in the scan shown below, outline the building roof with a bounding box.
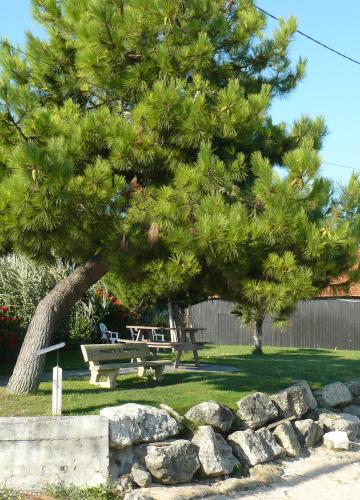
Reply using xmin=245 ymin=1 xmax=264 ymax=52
xmin=319 ymin=262 xmax=360 ymax=298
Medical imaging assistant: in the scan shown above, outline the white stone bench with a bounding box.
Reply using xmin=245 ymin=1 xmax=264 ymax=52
xmin=81 ymin=343 xmax=170 ymax=389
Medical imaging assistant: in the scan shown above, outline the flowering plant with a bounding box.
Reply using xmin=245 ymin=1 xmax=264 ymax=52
xmin=0 ymin=304 xmax=17 ymax=325
xmin=0 ymin=304 xmax=19 ymax=360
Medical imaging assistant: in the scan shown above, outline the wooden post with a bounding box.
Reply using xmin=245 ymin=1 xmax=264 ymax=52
xmin=52 ymin=366 xmax=62 ymax=416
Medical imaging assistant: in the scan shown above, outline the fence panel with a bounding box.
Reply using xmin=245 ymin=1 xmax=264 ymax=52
xmin=190 ymin=299 xmax=360 ymax=350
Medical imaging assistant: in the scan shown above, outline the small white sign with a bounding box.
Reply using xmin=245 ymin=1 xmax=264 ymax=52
xmin=36 ymin=342 xmax=65 ymax=356
xmin=52 ymin=366 xmax=62 ymax=416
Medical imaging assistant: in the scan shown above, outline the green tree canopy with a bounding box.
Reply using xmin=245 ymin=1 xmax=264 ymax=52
xmin=1 ymin=0 xmax=359 ymax=391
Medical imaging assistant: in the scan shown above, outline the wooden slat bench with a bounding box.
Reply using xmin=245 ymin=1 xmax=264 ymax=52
xmin=81 ymin=343 xmax=171 ymax=389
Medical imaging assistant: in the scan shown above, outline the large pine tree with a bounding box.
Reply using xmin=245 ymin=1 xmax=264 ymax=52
xmin=1 ymin=1 xmax=359 ymax=392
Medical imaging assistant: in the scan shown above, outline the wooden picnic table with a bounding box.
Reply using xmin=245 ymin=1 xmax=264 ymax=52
xmin=124 ymin=326 xmax=207 ymax=368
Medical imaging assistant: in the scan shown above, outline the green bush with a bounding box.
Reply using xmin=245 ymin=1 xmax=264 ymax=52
xmin=0 ymin=254 xmax=124 ymax=346
xmin=0 ymin=254 xmax=170 ymax=349
xmin=0 ymin=254 xmax=68 ymax=333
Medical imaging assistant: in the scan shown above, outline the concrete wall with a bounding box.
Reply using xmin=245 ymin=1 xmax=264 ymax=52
xmin=0 ymin=415 xmax=109 ymax=491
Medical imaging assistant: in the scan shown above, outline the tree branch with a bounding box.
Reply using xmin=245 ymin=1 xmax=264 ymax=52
xmin=6 ymin=109 xmax=29 ymax=141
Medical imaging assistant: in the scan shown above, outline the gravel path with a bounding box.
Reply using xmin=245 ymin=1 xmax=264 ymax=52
xmin=226 ymin=442 xmax=360 ymax=500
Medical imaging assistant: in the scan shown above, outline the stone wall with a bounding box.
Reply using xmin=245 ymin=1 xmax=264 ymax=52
xmin=1 ymin=378 xmax=360 ymax=495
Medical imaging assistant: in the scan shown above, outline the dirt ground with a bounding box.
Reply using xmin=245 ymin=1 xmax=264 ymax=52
xmin=229 ymin=441 xmax=360 ymax=500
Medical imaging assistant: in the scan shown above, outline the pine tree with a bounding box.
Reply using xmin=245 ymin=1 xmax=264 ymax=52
xmin=1 ymin=1 xmax=359 ymax=392
xmin=231 ymin=148 xmax=360 ymax=353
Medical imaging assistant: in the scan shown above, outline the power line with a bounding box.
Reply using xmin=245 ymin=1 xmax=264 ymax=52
xmin=322 ymin=161 xmax=360 ymax=173
xmin=1 ymin=18 xmax=360 ymax=175
xmin=256 ymin=5 xmax=360 ymax=66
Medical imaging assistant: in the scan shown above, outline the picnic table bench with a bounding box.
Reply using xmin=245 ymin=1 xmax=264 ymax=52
xmin=80 ymin=343 xmax=171 ymax=389
xmin=124 ymin=326 xmax=207 ymax=368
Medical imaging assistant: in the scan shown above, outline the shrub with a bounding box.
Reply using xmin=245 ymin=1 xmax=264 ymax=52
xmin=0 ymin=304 xmax=20 ymax=360
xmin=0 ymin=254 xmax=138 ymax=348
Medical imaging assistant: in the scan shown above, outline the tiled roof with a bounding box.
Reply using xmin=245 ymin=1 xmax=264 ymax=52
xmin=319 ymin=260 xmax=360 ymax=297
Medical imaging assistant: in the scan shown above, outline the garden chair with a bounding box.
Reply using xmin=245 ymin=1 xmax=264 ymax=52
xmin=99 ymin=323 xmax=120 ymax=344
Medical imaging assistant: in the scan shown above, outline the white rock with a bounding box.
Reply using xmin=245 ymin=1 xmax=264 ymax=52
xmin=144 ymin=440 xmax=200 ymax=484
xmin=271 ymin=384 xmax=310 ymax=419
xmin=185 ymin=401 xmax=234 ymax=433
xmin=100 ymin=404 xmax=179 ymax=448
xmin=228 ymin=428 xmax=284 ymax=466
xmin=318 ymin=411 xmax=359 ymax=440
xmin=273 ymin=422 xmax=301 ymax=457
xmin=192 ymin=425 xmax=239 ymax=477
xmin=314 ymin=382 xmax=352 ymax=407
xmin=294 ymin=380 xmax=318 ymax=410
xmin=323 ymin=431 xmax=350 ymax=450
xmin=131 ymin=462 xmax=152 ymax=488
xmin=236 ymin=392 xmax=278 ymax=429
xmin=345 ymin=380 xmax=360 ymax=397
xmin=294 ymin=419 xmax=323 ymax=447
xmin=116 ymin=473 xmax=136 ymax=495
xmin=342 ymin=405 xmax=360 ymax=418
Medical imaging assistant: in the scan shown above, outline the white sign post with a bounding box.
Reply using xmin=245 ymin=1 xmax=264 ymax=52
xmin=52 ymin=364 xmax=62 ymax=416
xmin=36 ymin=342 xmax=65 ymax=416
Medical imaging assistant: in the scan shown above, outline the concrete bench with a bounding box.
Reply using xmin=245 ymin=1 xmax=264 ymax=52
xmin=81 ymin=343 xmax=170 ymax=389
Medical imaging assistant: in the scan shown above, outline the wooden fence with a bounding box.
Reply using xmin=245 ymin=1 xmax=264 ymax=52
xmin=190 ymin=298 xmax=360 ymax=350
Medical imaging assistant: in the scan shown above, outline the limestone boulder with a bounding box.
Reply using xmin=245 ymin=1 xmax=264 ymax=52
xmin=131 ymin=462 xmax=152 ymax=488
xmin=323 ymin=431 xmax=350 ymax=450
xmin=116 ymin=473 xmax=136 ymax=496
xmin=273 ymin=422 xmax=301 ymax=457
xmin=318 ymin=411 xmax=359 ymax=440
xmin=314 ymin=382 xmax=352 ymax=408
xmin=293 ymin=419 xmax=323 ymax=447
xmin=294 ymin=380 xmax=318 ymax=410
xmin=144 ymin=440 xmax=200 ymax=484
xmin=345 ymin=380 xmax=360 ymax=397
xmin=185 ymin=401 xmax=234 ymax=433
xmin=342 ymin=405 xmax=360 ymax=418
xmin=236 ymin=392 xmax=278 ymax=429
xmin=271 ymin=384 xmax=310 ymax=419
xmin=100 ymin=404 xmax=179 ymax=449
xmin=159 ymin=404 xmax=186 ymax=431
xmin=228 ymin=428 xmax=284 ymax=466
xmin=250 ymin=463 xmax=284 ymax=482
xmin=192 ymin=425 xmax=239 ymax=477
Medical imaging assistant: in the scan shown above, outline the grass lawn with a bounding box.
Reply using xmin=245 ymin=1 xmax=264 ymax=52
xmin=1 ymin=345 xmax=360 ymax=417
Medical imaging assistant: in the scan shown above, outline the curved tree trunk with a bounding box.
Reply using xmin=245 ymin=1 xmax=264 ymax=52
xmin=253 ymin=318 xmax=264 ymax=354
xmin=7 ymin=256 xmax=108 ymax=395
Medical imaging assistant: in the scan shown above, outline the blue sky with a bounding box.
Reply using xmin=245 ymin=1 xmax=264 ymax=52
xmin=1 ymin=1 xmax=359 ymax=184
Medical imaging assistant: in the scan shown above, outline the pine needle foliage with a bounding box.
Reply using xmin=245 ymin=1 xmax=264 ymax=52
xmin=0 ymin=0 xmax=359 ymax=345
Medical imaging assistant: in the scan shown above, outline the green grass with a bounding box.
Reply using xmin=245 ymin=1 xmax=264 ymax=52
xmin=1 ymin=345 xmax=360 ymax=417
xmin=44 ymin=483 xmax=117 ymax=500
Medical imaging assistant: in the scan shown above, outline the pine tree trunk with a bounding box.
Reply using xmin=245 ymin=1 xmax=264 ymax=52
xmin=253 ymin=319 xmax=264 ymax=354
xmin=6 ymin=256 xmax=108 ymax=395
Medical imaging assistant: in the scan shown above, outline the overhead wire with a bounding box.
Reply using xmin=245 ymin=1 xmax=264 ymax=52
xmin=256 ymin=5 xmax=360 ymax=66
xmin=322 ymin=162 xmax=360 ymax=174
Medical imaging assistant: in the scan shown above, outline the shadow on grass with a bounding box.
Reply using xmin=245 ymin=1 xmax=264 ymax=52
xmin=32 ymin=346 xmax=360 ymax=415
xmin=3 ymin=346 xmax=360 ymax=416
